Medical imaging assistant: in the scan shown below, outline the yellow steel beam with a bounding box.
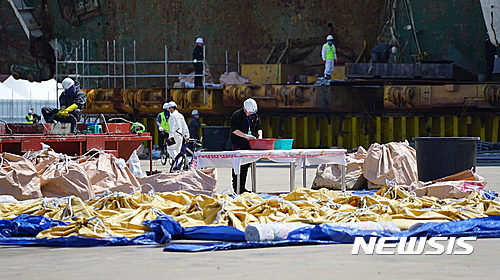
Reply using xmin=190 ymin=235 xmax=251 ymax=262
xmin=362 ymin=117 xmax=370 ymax=149
xmin=327 ymin=117 xmax=334 ymax=147
xmin=195 ymin=115 xmax=500 ymax=150
xmin=480 ymin=116 xmax=486 ymax=142
xmin=401 ymin=116 xmax=407 ymax=141
xmin=413 ymin=116 xmax=419 ymax=139
xmin=338 ymin=117 xmax=345 ymax=148
xmin=493 ymin=116 xmax=499 ymax=142
xmin=376 ymin=117 xmax=381 ymax=143
xmin=291 ymin=117 xmax=297 ymax=147
xmin=351 ymin=116 xmax=358 ymax=149
xmin=467 ymin=116 xmax=472 ymax=137
xmin=453 ymin=116 xmax=459 ymax=137
xmin=440 ymin=116 xmax=445 ymax=137
xmin=388 ymin=116 xmax=394 ymax=142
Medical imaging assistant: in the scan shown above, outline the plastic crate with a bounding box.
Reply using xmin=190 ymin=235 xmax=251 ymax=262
xmin=248 ymin=138 xmax=276 ymax=150
xmin=274 ymin=139 xmax=294 ymax=150
xmin=87 ymin=125 xmax=103 ymax=134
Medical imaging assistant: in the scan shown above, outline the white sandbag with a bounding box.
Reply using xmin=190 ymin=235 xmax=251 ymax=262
xmin=126 ymin=150 xmax=147 ymax=178
xmin=325 ymin=221 xmax=401 ymax=234
xmin=362 ymin=140 xmax=418 ymax=190
xmin=244 ymin=222 xmax=312 ymax=242
xmin=137 ymin=168 xmax=217 ymax=196
xmin=0 ymin=152 xmax=43 ymax=200
xmin=219 ymin=72 xmax=251 ymax=85
xmin=0 ymin=195 xmax=18 ymax=203
xmin=408 ymin=170 xmax=487 ymax=199
xmin=312 ymin=146 xmax=367 ymax=190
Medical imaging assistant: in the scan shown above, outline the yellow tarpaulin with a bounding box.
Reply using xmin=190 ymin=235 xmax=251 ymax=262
xmin=2 ymin=185 xmax=500 ymax=239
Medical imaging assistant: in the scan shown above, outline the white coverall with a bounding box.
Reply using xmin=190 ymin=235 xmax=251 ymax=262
xmin=167 ymin=110 xmax=190 ymax=158
xmin=322 ymin=42 xmax=337 ymax=78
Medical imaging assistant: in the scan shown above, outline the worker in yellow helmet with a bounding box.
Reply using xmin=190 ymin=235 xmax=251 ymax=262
xmin=321 ymin=35 xmax=338 ymax=79
xmin=41 ymin=77 xmax=86 ymax=132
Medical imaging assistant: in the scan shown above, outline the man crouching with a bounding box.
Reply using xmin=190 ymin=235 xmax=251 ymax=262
xmin=42 ymin=77 xmax=86 ymax=133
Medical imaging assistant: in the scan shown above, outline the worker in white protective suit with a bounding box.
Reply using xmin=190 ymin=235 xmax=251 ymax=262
xmin=166 ymin=101 xmax=190 ymax=159
xmin=321 ymin=35 xmax=338 ymax=79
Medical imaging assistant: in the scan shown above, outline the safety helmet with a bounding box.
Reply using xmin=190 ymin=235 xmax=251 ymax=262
xmin=61 ymin=78 xmax=75 ymax=90
xmin=163 ymin=102 xmax=169 ymax=110
xmin=191 ymin=109 xmax=199 ymax=115
xmin=391 ymin=46 xmax=397 ymax=53
xmin=326 ymin=35 xmax=334 ymax=41
xmin=166 ymin=101 xmax=177 ymax=109
xmin=243 ymin=98 xmax=258 ymax=114
xmin=196 ymin=38 xmax=204 ymax=44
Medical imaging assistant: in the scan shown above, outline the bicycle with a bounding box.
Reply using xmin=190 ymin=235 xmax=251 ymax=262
xmin=169 ymin=133 xmax=204 ymax=173
xmin=160 ymin=138 xmax=173 ymax=165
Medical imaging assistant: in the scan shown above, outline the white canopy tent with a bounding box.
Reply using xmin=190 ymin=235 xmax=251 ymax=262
xmin=0 ymin=76 xmax=61 ymax=123
xmin=2 ymin=75 xmax=60 ymax=100
xmin=0 ymin=82 xmax=28 ymax=100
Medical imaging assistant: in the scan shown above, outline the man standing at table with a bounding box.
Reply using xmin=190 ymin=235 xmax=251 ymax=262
xmin=230 ymin=98 xmax=262 ymax=194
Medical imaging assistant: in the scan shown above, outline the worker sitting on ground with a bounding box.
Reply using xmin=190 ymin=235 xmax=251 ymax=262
xmin=41 ymin=77 xmax=87 ymax=132
xmin=25 ymin=108 xmax=41 ymax=124
xmin=370 ymin=44 xmax=397 ymax=63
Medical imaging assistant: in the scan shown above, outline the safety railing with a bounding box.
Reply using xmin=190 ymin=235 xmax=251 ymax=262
xmin=54 ymin=38 xmax=241 ymax=104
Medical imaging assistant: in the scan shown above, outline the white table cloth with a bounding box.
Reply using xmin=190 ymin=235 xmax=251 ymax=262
xmin=193 ymin=149 xmax=347 ymax=192
xmin=194 ymin=149 xmax=346 ymax=174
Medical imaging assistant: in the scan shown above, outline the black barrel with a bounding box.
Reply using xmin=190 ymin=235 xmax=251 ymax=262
xmin=413 ymin=137 xmax=479 ymax=181
xmin=201 ymin=126 xmax=231 ymax=151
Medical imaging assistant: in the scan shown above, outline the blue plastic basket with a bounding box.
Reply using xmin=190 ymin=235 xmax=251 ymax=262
xmin=274 ymin=139 xmax=294 ymax=150
xmin=87 ymin=125 xmax=103 ymax=134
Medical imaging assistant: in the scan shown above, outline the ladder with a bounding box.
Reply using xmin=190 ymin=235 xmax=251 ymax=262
xmin=7 ymin=0 xmax=43 ymax=39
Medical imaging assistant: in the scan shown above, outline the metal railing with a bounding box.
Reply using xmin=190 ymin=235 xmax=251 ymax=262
xmin=55 ymin=38 xmax=241 ymax=103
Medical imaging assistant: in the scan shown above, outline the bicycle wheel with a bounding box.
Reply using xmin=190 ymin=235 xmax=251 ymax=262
xmin=169 ymin=153 xmax=188 ymax=173
xmin=160 ymin=150 xmax=168 ymax=165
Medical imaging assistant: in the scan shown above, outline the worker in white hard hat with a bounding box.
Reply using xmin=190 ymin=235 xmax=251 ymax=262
xmin=370 ymin=44 xmax=397 ymax=63
xmin=41 ymin=77 xmax=86 ymax=132
xmin=25 ymin=108 xmax=41 ymax=124
xmin=188 ymin=109 xmax=202 ymax=139
xmin=166 ymin=101 xmax=190 ymax=159
xmin=187 ymin=109 xmax=203 ymax=155
xmin=193 ymin=37 xmax=205 ymax=87
xmin=229 ymin=98 xmax=263 ymax=194
xmin=156 ymin=102 xmax=171 ymax=153
xmin=321 ymin=35 xmax=338 ymax=79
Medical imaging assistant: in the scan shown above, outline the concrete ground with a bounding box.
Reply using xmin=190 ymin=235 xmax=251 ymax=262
xmin=1 ymin=159 xmax=500 ymax=279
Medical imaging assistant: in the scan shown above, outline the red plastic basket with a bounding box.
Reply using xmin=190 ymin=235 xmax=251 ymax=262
xmin=248 ymin=138 xmax=276 ymax=150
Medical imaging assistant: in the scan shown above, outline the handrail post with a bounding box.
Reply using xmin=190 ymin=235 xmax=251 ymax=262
xmin=225 ymin=50 xmax=228 ymax=73
xmin=122 ymin=47 xmax=126 ymax=89
xmin=165 ymin=45 xmax=169 ymax=99
xmin=133 ymin=40 xmax=137 ymax=88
